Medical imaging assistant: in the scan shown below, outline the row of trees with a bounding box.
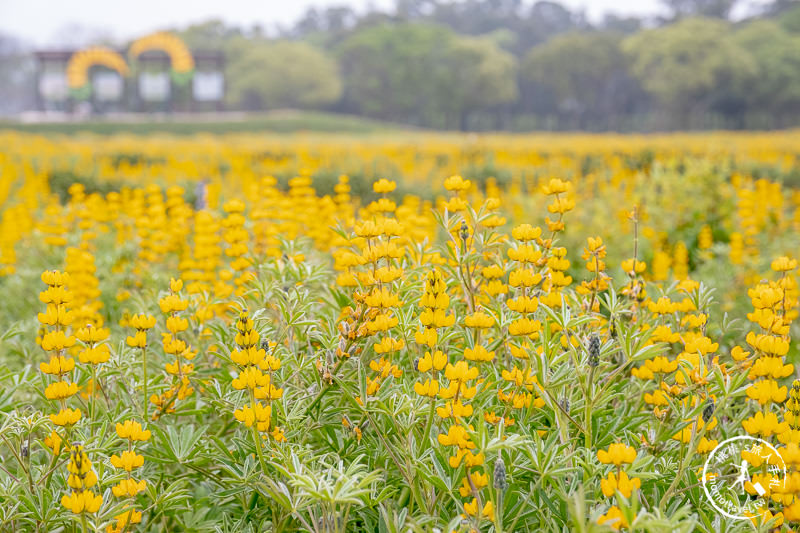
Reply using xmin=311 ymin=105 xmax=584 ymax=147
xmin=2 ymin=0 xmax=799 ymax=129
xmin=173 ymin=0 xmax=800 ymax=130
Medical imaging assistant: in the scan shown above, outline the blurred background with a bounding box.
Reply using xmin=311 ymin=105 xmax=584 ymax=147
xmin=1 ymin=0 xmax=799 ymax=132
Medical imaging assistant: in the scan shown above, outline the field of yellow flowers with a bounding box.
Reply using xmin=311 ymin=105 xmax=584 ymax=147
xmin=2 ymin=130 xmax=800 ymax=532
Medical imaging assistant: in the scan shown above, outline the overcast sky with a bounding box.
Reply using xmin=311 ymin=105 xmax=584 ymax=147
xmin=1 ymin=0 xmax=673 ymax=46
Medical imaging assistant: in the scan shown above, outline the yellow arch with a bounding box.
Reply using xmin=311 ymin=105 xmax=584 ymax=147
xmin=129 ymin=32 xmax=194 ymax=73
xmin=66 ymin=47 xmax=129 ymax=89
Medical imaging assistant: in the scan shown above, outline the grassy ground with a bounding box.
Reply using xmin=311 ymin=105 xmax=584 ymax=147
xmin=0 ymin=110 xmax=412 ymax=135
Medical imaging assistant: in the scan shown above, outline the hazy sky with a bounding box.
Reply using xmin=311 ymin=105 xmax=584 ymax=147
xmin=1 ymin=0 xmax=669 ymax=46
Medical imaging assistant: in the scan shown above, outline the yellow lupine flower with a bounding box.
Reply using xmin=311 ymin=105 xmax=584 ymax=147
xmin=437 ymin=424 xmax=473 ymax=448
xmin=373 ymin=178 xmax=397 ymax=193
xmin=463 ymin=498 xmax=494 ymax=522
xmin=76 ymin=325 xmax=110 ymax=343
xmin=600 ymin=470 xmax=641 ymax=498
xmin=129 ymin=313 xmax=157 ymax=330
xmin=541 ymin=178 xmax=571 ymax=195
xmin=742 ymin=411 xmax=788 ymax=438
xmin=367 ymin=313 xmax=399 ymax=332
xmin=644 ymin=356 xmax=679 ymax=374
xmin=158 ymin=293 xmax=188 ymax=314
xmin=598 ymin=506 xmax=630 ymax=531
xmin=597 ymin=443 xmax=637 ymax=466
xmin=110 ymin=450 xmax=144 ymax=471
xmin=443 ymin=175 xmax=470 ymax=191
xmin=464 ymin=311 xmax=495 ymax=328
xmin=44 ymin=381 xmax=79 ymax=400
xmin=697 ymin=437 xmax=718 ymax=454
xmin=41 ymin=270 xmax=70 ymax=287
xmin=414 ymin=378 xmax=439 ymax=397
xmin=511 ymin=223 xmax=541 ymax=241
xmin=107 ymin=510 xmax=142 ymax=533
xmin=648 ymin=297 xmax=677 ymax=315
xmin=547 ymin=196 xmax=575 ymax=214
xmin=444 ymin=361 xmax=478 ymax=383
xmin=37 ymin=304 xmax=74 ymax=326
xmin=39 ymin=286 xmax=73 ymax=305
xmin=116 ymin=420 xmax=152 ymax=441
xmin=772 ymin=256 xmax=798 ymax=272
xmin=746 ymin=380 xmax=788 ymax=405
xmin=44 ymin=430 xmax=62 ymax=455
xmin=79 ymin=344 xmax=110 ymax=365
xmin=463 ymin=345 xmax=495 ymax=362
xmin=507 ymin=244 xmax=542 ymax=263
xmin=232 ymin=366 xmax=268 ymax=390
xmin=449 ymin=448 xmax=485 ymax=468
xmin=458 ymin=471 xmax=489 ymax=497
xmin=620 ymin=258 xmax=646 ymax=275
xmin=39 ymin=356 xmax=75 ymax=375
xmin=374 ymin=336 xmax=405 ymax=354
xmin=50 ymin=408 xmax=81 ymax=426
xmin=126 ymin=330 xmax=147 ymax=348
xmin=166 ymin=315 xmax=189 ymax=333
xmin=61 ymin=491 xmax=103 ymax=514
xmin=111 ymin=478 xmax=147 ymax=497
xmin=481 ymin=265 xmax=504 ymax=279
xmin=417 ymin=350 xmax=447 ymax=372
xmin=508 ymin=317 xmax=541 ymax=336
xmin=41 ymin=331 xmax=76 ymax=351
xmin=506 ymin=296 xmax=539 ymax=313
xmin=436 ymin=400 xmax=473 ymax=419
xmin=233 ymin=345 xmax=263 ymax=367
xmin=748 ymin=356 xmax=793 ymax=379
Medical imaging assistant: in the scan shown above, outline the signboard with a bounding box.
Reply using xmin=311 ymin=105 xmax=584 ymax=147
xmin=139 ymin=72 xmax=170 ymax=102
xmin=92 ymin=71 xmax=123 ymax=101
xmin=192 ymin=71 xmax=223 ymax=102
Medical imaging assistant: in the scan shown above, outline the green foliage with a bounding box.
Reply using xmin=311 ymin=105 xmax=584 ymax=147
xmin=338 ymin=23 xmax=456 ymax=124
xmin=338 ymin=23 xmax=518 ymax=129
xmin=521 ymin=31 xmax=639 ymax=126
xmin=225 ymin=40 xmax=342 ymax=111
xmin=778 ymin=4 xmax=800 ymax=33
xmin=732 ymin=20 xmax=800 ymax=119
xmin=622 ymin=18 xmax=756 ymax=115
xmin=48 ymin=171 xmax=124 ymax=203
xmin=441 ymin=34 xmax=518 ymax=123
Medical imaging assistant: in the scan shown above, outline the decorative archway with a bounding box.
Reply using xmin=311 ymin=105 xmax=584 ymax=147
xmin=66 ymin=47 xmax=129 ymax=100
xmin=129 ymin=32 xmax=194 ymax=85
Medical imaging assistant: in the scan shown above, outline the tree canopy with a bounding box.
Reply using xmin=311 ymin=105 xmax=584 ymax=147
xmin=338 ymin=24 xmax=517 ymax=128
xmin=522 ymin=31 xmax=641 ymax=128
xmin=622 ymin=18 xmax=757 ymax=123
xmin=226 ymin=40 xmax=342 ymax=111
xmin=5 ymin=0 xmax=800 ymax=130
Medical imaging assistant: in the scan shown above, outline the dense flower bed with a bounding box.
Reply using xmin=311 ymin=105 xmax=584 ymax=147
xmin=1 ymin=132 xmax=800 ymax=532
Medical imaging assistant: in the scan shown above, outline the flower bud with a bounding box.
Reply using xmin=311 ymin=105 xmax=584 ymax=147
xmin=494 ymin=457 xmax=508 ymax=491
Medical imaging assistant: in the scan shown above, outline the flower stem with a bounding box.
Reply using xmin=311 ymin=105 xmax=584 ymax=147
xmin=421 ymin=396 xmax=435 ymax=446
xmin=585 ymin=366 xmax=595 ymax=449
xmin=142 ymin=346 xmax=148 ymax=422
xmin=249 ymin=389 xmax=267 ymax=474
xmin=90 ymin=365 xmax=97 ymax=424
xmin=495 ymin=490 xmax=504 ymax=533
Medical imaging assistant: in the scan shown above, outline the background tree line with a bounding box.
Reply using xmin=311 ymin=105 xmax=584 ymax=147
xmin=3 ymin=0 xmax=800 ymax=131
